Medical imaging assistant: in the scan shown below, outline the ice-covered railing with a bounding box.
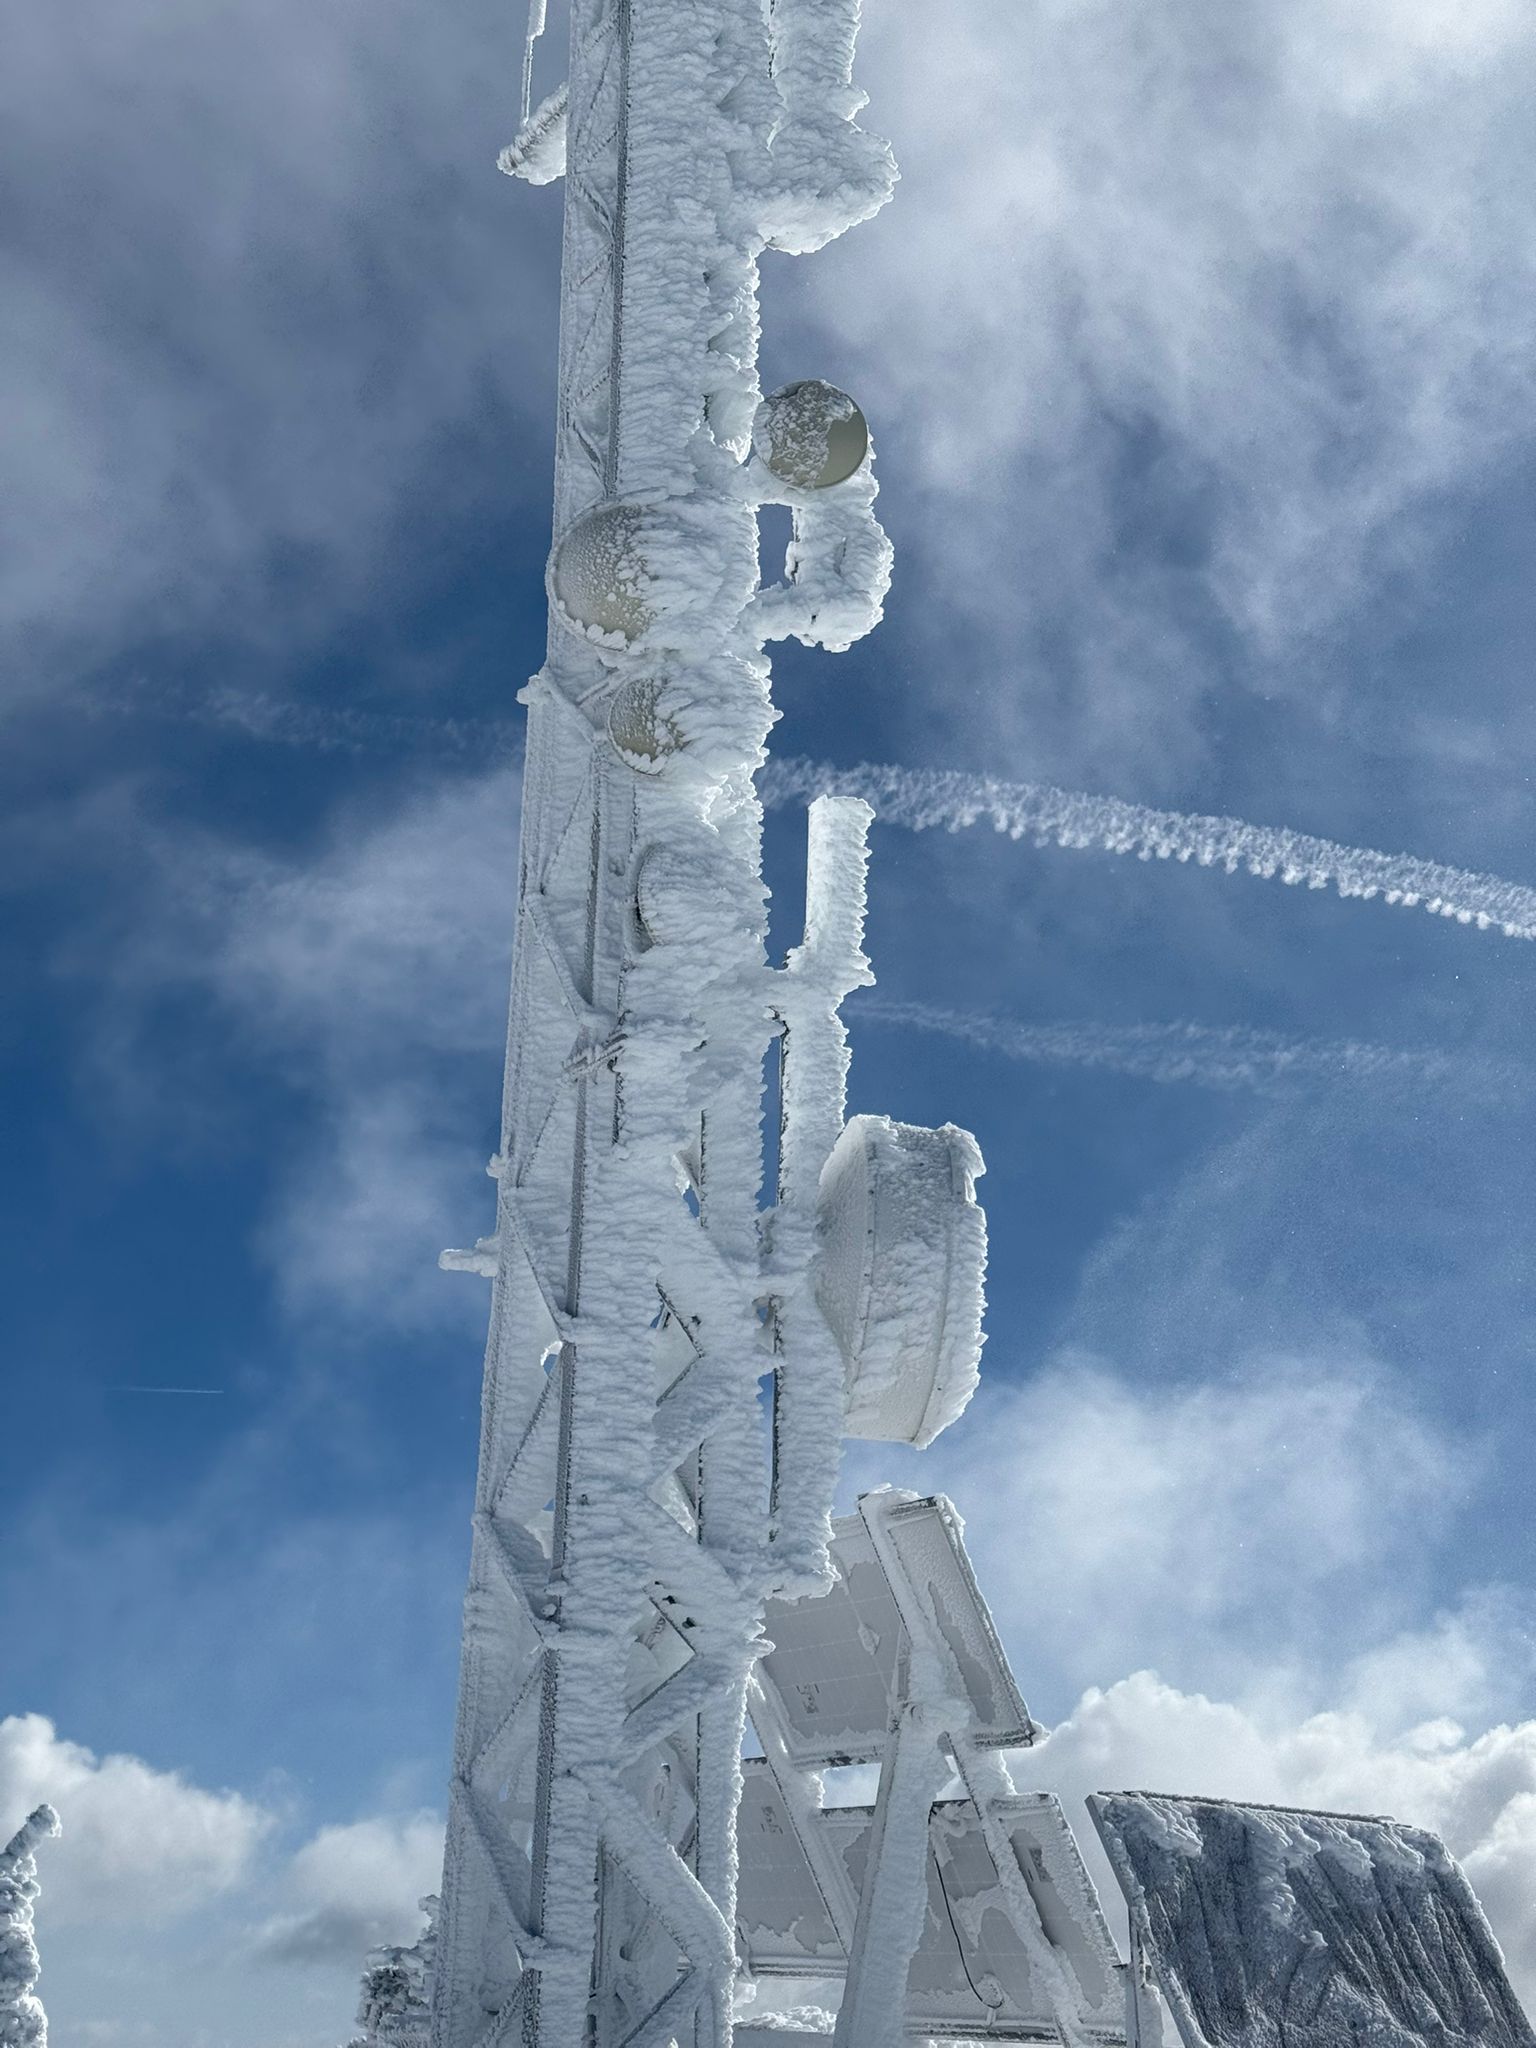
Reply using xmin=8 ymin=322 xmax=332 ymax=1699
xmin=1 ymin=1806 xmax=60 ymax=2048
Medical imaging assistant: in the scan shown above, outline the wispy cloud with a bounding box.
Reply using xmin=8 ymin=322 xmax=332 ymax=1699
xmin=1057 ymin=1088 xmax=1536 ymax=1404
xmin=794 ymin=0 xmax=1536 ymax=780
xmin=856 ymin=995 xmax=1523 ymax=1102
xmin=250 ymin=1815 xmax=441 ymax=1967
xmin=848 ymin=1348 xmax=1498 ymax=1714
xmin=63 ymin=764 xmax=521 ymax=1329
xmin=1 ymin=0 xmax=556 ymax=696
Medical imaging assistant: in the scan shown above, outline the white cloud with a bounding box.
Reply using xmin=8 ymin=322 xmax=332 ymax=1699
xmin=846 ymin=1347 xmax=1517 ymax=1717
xmin=263 ymin=1085 xmax=493 ymax=1329
xmin=0 ymin=1713 xmax=444 ymax=2041
xmin=1 ymin=0 xmax=556 ymax=692
xmin=213 ymin=770 xmax=518 ymax=1062
xmin=70 ymin=765 xmax=520 ymax=1328
xmin=1019 ymin=1670 xmax=1536 ymax=2010
xmin=213 ymin=768 xmax=519 ymax=1326
xmin=252 ymin=1813 xmax=442 ymax=1966
xmin=793 ymin=0 xmax=1536 ymax=779
xmin=0 ymin=1715 xmax=269 ymax=1925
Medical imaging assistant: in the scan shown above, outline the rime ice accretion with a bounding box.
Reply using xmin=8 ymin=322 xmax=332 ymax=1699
xmin=0 ymin=1806 xmax=59 ymax=2048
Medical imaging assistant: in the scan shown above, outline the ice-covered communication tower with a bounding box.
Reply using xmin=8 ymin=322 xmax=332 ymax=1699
xmin=429 ymin=1 xmax=992 ymax=2045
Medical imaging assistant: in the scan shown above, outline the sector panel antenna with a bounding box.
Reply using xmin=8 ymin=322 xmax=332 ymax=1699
xmin=757 ymin=1513 xmax=903 ymax=1769
xmin=874 ymin=1492 xmax=1033 ymax=1752
xmin=828 ymin=1797 xmax=1125 ymax=2042
xmin=1088 ymin=1791 xmax=1536 ymax=2048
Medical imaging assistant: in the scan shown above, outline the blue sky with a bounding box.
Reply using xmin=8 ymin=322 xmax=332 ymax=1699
xmin=4 ymin=0 xmax=1536 ymax=2041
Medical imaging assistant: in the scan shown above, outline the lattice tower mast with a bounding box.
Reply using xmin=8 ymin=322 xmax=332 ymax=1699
xmin=429 ymin=5 xmax=986 ymax=2045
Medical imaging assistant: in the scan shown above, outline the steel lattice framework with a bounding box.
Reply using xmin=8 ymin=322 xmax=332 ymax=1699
xmin=430 ymin=3 xmax=908 ymax=2044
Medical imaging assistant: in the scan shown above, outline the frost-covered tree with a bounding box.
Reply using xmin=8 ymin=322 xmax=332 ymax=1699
xmin=345 ymin=1894 xmax=438 ymax=2048
xmin=0 ymin=1805 xmax=60 ymax=2048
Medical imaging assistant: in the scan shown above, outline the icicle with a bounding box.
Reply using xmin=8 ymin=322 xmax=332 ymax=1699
xmin=520 ymin=0 xmax=546 ymax=125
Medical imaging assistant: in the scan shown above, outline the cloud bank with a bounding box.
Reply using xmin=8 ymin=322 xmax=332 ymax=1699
xmin=1025 ymin=1671 xmax=1536 ymax=2010
xmin=251 ymin=1814 xmax=443 ymax=1966
xmin=0 ymin=1716 xmax=267 ymax=1925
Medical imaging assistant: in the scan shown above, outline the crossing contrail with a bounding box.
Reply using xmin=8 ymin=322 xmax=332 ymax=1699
xmin=762 ymin=757 xmax=1536 ymax=942
xmin=854 ymin=998 xmax=1522 ymax=1101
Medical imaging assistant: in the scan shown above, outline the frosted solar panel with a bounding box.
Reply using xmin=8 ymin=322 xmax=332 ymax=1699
xmin=756 ymin=1497 xmax=1031 ymax=1770
xmin=735 ymin=1762 xmax=844 ymax=1977
xmin=736 ymin=1775 xmax=1125 ymax=2042
xmin=1089 ymin=1791 xmax=1536 ymax=2048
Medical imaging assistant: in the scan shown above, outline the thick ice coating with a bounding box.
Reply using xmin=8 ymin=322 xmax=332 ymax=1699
xmin=427 ymin=0 xmax=979 ymax=2041
xmin=1090 ymin=1792 xmax=1536 ymax=2048
xmin=816 ymin=1115 xmax=987 ymax=1446
xmin=0 ymin=1806 xmax=60 ymax=2048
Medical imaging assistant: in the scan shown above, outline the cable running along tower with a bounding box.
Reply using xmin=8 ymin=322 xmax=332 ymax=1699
xmin=429 ymin=0 xmax=991 ymax=2044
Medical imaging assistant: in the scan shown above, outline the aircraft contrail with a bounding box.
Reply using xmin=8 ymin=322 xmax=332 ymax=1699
xmin=81 ymin=687 xmax=1536 ymax=945
xmin=854 ymin=998 xmax=1521 ymax=1101
xmin=763 ymin=756 xmax=1536 ymax=942
xmin=111 ymin=1385 xmax=226 ymax=1396
xmin=84 ymin=678 xmax=518 ymax=762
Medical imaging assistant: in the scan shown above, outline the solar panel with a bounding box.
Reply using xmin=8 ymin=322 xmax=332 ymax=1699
xmin=1089 ymin=1791 xmax=1536 ymax=2048
xmin=735 ymin=1762 xmax=844 ymax=1977
xmin=756 ymin=1496 xmax=1032 ymax=1770
xmin=879 ymin=1493 xmax=1031 ymax=1745
xmin=736 ymin=1770 xmax=1126 ymax=2042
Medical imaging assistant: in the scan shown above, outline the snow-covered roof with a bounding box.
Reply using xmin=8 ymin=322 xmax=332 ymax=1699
xmin=1089 ymin=1791 xmax=1535 ymax=2048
